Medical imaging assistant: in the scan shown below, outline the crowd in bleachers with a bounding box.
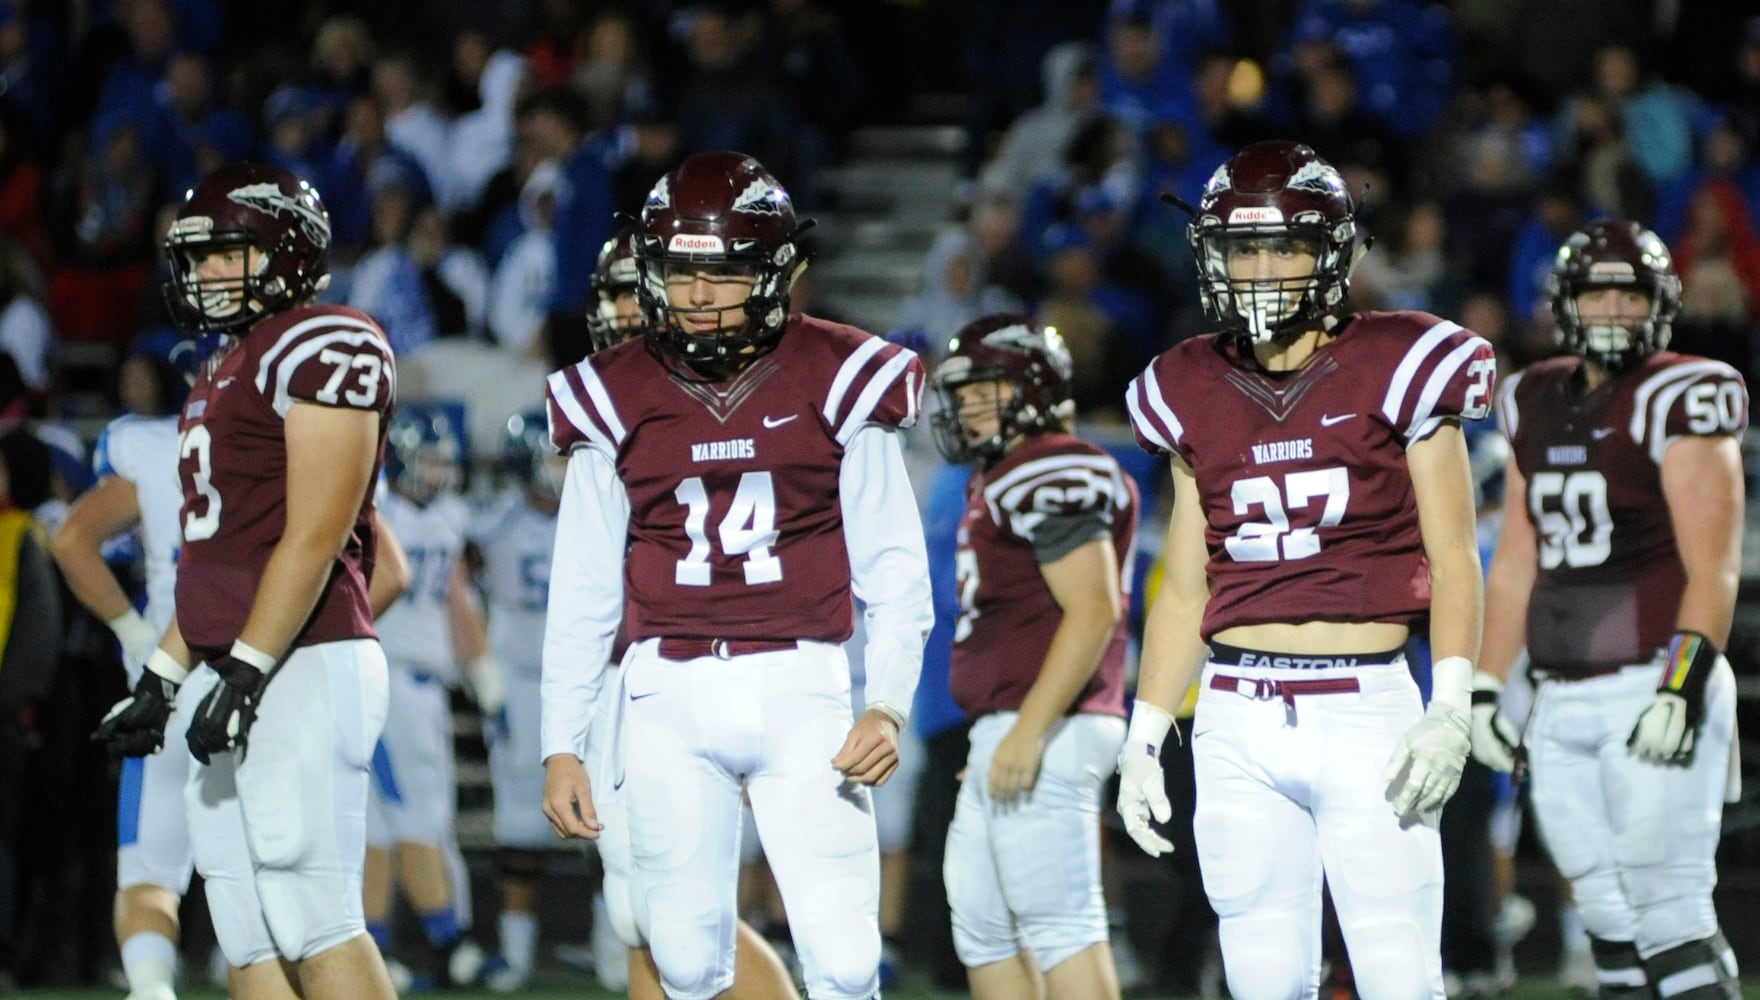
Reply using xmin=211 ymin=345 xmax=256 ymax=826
xmin=2 ymin=0 xmax=1760 ymax=993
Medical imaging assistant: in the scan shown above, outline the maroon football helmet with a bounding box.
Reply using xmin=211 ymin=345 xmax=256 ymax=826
xmin=631 ymin=152 xmax=809 ymax=378
xmin=1549 ymin=219 xmax=1681 ymax=369
xmin=164 ymin=162 xmax=332 ymax=334
xmin=587 ymin=225 xmax=644 ymax=353
xmin=930 ymin=314 xmax=1075 ymax=464
xmin=1187 ymin=141 xmax=1359 ymax=346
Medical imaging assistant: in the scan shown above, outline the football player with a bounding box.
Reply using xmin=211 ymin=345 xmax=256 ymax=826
xmin=1118 ymin=141 xmax=1495 ymax=1000
xmin=931 ymin=315 xmax=1138 ymax=1000
xmin=92 ymin=162 xmax=399 ymax=999
xmin=1474 ymin=220 xmax=1745 ymax=1000
xmin=541 ymin=151 xmax=934 ymax=1000
xmin=364 ymin=401 xmax=500 ymax=989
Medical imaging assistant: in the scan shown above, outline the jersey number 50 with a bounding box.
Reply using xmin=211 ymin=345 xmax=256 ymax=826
xmin=1529 ymin=470 xmax=1611 ymax=569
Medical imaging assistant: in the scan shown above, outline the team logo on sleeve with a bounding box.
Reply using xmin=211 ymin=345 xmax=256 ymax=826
xmin=227 ymin=183 xmax=330 ymax=246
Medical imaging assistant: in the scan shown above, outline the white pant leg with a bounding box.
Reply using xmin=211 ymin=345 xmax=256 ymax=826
xmin=619 ymin=643 xmax=749 ymax=1000
xmin=234 ymin=639 xmax=389 ymax=961
xmin=744 ymin=641 xmax=882 ymax=1000
xmin=118 ymin=688 xmax=198 ymax=894
xmin=183 ymin=667 xmax=280 ymax=968
xmin=947 ymin=711 xmax=1124 ymax=972
xmin=1307 ymin=664 xmax=1445 ymax=1000
xmin=584 ymin=665 xmax=644 ymax=949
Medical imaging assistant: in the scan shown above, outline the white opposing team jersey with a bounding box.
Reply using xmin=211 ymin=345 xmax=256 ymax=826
xmin=374 ymin=489 xmax=471 ymax=677
xmin=467 ymin=489 xmax=556 ymax=682
xmin=93 ymin=415 xmax=182 ymax=633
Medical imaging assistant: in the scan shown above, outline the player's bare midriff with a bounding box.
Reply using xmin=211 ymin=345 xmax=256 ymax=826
xmin=1214 ymin=619 xmax=1410 ymax=655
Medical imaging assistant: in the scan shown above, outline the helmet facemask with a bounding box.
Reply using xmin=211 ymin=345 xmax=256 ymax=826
xmin=930 ymin=370 xmax=1020 ymax=465
xmin=164 ymin=229 xmax=276 ymax=333
xmin=1192 ymin=218 xmax=1351 ymax=347
xmin=1550 ymin=270 xmax=1680 ymax=371
xmin=633 ymin=236 xmax=798 ymax=381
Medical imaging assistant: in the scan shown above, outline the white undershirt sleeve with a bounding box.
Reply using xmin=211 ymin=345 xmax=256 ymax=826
xmin=540 ymin=447 xmax=629 ymax=763
xmin=839 ymin=424 xmax=933 ymax=726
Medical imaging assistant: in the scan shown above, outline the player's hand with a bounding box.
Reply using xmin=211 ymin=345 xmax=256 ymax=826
xmin=987 ymin=722 xmax=1045 ymax=805
xmin=542 ymin=754 xmax=603 ymax=840
xmin=832 ymin=708 xmax=900 ymax=786
xmin=463 ymin=653 xmax=506 ymax=718
xmin=93 ymin=669 xmax=179 ymax=757
xmin=1116 ymin=702 xmax=1177 ymax=856
xmin=1384 ymin=702 xmax=1471 ymax=816
xmin=186 ymin=653 xmax=270 ymax=765
xmin=1628 ymin=692 xmax=1696 ymax=765
xmin=1469 ymin=671 xmax=1522 ymax=774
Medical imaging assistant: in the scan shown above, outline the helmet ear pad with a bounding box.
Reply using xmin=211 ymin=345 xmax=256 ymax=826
xmin=631 ymin=152 xmax=808 ymax=378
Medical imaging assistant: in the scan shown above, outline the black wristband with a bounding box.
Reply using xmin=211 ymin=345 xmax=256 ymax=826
xmin=1658 ymin=630 xmax=1720 ymax=719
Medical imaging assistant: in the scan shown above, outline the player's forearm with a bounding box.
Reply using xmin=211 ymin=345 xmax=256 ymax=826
xmin=446 ymin=570 xmax=490 ymax=663
xmin=1016 ymin=603 xmax=1119 ymax=734
xmin=48 ymin=527 xmax=135 ymax=623
xmin=1674 ymin=571 xmax=1739 ymax=649
xmin=1136 ymin=591 xmax=1208 ymax=716
xmin=236 ymin=536 xmax=344 ymax=659
xmin=1479 ymin=553 xmax=1533 ymax=681
xmin=1426 ymin=543 xmax=1485 ymax=666
xmin=368 ymin=518 xmax=410 ymax=618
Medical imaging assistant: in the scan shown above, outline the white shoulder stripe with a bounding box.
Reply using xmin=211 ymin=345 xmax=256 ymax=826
xmin=824 ymin=337 xmax=888 ymax=424
xmin=268 ymin=329 xmax=388 ymax=417
xmin=575 ymin=362 xmax=627 ymax=445
xmin=1497 ymin=369 xmax=1525 ymax=439
xmin=1133 ymin=372 xmax=1186 ymax=447
xmin=1630 ymin=360 xmax=1731 ymax=446
xmin=984 ymin=453 xmax=1118 ymax=503
xmin=836 ymin=348 xmax=914 ymax=445
xmin=1124 ymin=378 xmax=1172 ymax=452
xmin=254 ymin=313 xmax=382 ymax=393
xmin=546 ymin=368 xmax=615 ymax=457
xmin=1381 ymin=320 xmax=1461 ymax=422
xmin=984 ymin=456 xmax=1124 ymax=525
xmin=1406 ymin=337 xmax=1486 ymax=440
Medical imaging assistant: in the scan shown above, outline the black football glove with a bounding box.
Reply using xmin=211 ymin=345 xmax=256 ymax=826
xmin=93 ymin=669 xmax=180 ymax=757
xmin=187 ymin=654 xmax=272 ymax=765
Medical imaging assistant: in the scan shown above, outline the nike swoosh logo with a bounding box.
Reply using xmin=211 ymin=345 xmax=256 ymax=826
xmin=613 ymin=774 xmax=625 ymax=791
xmin=1591 ymin=428 xmax=1616 ymax=440
xmin=762 ymin=414 xmax=798 ymax=429
xmin=1320 ymin=413 xmax=1355 ymax=427
xmin=628 ymin=691 xmax=659 ymax=702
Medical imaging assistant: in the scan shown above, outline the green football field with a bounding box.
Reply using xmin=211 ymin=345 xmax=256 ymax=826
xmin=11 ymin=980 xmax=1760 ymax=999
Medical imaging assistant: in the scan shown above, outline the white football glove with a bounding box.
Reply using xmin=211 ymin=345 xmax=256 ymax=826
xmin=1384 ymin=656 xmax=1473 ymax=816
xmin=107 ymin=610 xmax=162 ymax=676
xmin=1468 ymin=670 xmax=1522 ymax=774
xmin=1628 ymin=692 xmax=1695 ymax=765
xmin=1116 ymin=702 xmax=1176 ymax=857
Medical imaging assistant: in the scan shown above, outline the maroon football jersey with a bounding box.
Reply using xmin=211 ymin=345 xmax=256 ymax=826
xmin=949 ymin=432 xmax=1137 ymax=718
xmin=1500 ymin=351 xmax=1747 ymax=676
xmin=176 ymin=305 xmax=395 ymax=662
xmin=1127 ymin=312 xmax=1496 ymax=639
xmin=546 ymin=314 xmax=924 ymax=643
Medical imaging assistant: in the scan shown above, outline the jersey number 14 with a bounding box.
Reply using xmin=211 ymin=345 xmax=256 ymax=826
xmin=673 ymin=472 xmax=783 ymax=586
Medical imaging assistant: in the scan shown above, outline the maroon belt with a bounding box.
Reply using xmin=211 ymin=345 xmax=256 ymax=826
xmin=1209 ymin=674 xmax=1361 ymax=708
xmin=657 ymin=637 xmax=799 ymax=661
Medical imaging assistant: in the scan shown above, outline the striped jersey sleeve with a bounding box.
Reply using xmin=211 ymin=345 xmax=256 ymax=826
xmin=1630 ymin=357 xmax=1748 ymax=464
xmin=545 ymin=359 xmax=628 ymax=460
xmin=821 ymin=336 xmax=925 ymax=444
xmin=252 ymin=310 xmax=395 ymax=417
xmin=1378 ymin=317 xmax=1497 ymax=443
xmin=983 ymin=448 xmax=1129 ymax=544
xmin=1125 ymin=352 xmax=1187 ymax=459
xmin=1494 ymin=369 xmax=1525 ymax=442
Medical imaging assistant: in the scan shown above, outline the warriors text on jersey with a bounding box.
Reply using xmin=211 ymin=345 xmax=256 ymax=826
xmin=949 ymin=432 xmax=1137 ymax=718
xmin=175 ymin=305 xmax=394 ymax=662
xmin=546 ymin=314 xmax=923 ymax=643
xmin=1126 ymin=312 xmax=1496 ymax=639
xmin=94 ymin=414 xmax=182 ymax=633
xmin=1498 ymin=352 xmax=1748 ymax=676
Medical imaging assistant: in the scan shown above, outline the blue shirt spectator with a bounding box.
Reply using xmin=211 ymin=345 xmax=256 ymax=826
xmin=1282 ymin=0 xmax=1455 ymax=138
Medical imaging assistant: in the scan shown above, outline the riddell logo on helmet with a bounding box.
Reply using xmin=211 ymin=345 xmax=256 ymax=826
xmin=669 ymin=234 xmax=725 ymax=253
xmin=1228 ymin=207 xmax=1284 ymax=224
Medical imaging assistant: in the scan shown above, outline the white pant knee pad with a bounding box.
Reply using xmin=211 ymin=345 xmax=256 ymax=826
xmin=600 ymin=872 xmax=643 ymax=949
xmin=794 ymin=931 xmax=881 ymax=1000
xmin=204 ymin=872 xmax=281 ymax=968
xmin=257 ymin=866 xmax=368 ymax=961
xmin=1571 ymin=869 xmax=1640 ymax=942
xmin=1626 ymin=867 xmax=1721 ymax=954
xmin=1217 ymin=915 xmax=1314 ymax=1000
xmin=1021 ymin=918 xmax=1108 ymax=975
xmin=1339 ymin=918 xmax=1437 ymax=1000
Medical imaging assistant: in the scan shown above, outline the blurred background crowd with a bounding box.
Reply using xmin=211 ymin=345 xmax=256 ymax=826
xmin=1 ymin=0 xmax=1760 ymax=995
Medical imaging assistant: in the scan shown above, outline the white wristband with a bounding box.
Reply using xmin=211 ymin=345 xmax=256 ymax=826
xmin=229 ymin=639 xmax=278 ymax=673
xmin=1430 ymin=655 xmax=1474 ymax=714
xmin=1125 ymin=700 xmax=1177 ymax=750
xmin=145 ymin=648 xmax=190 ymax=685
